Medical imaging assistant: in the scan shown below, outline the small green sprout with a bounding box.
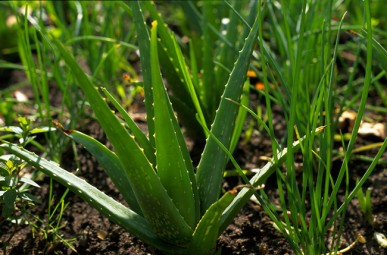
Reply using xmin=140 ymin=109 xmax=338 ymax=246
xmin=0 ymin=116 xmax=59 ymax=252
xmin=356 ymin=180 xmax=374 ymax=225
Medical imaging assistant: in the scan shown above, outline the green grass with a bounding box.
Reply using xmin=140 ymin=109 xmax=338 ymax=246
xmin=0 ymin=1 xmax=386 ymax=254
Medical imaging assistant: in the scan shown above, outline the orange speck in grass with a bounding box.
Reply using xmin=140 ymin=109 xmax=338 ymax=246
xmin=122 ymin=73 xmax=131 ymax=82
xmin=247 ymin=70 xmax=257 ymax=78
xmin=255 ymin=82 xmax=265 ymax=90
xmin=348 ymin=30 xmax=359 ymax=36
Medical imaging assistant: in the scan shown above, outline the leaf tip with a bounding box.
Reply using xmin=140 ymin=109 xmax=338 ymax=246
xmin=151 ymin=20 xmax=158 ymax=28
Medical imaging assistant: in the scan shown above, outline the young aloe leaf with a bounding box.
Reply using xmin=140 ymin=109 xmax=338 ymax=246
xmin=196 ymin=7 xmax=261 ymax=214
xmin=51 ymin=37 xmax=192 ymax=244
xmin=54 ymin=126 xmax=142 ymax=215
xmin=150 ymin=20 xmax=199 ymax=228
xmin=142 ymin=1 xmax=208 ymax=137
xmin=187 ymin=192 xmax=235 ymax=255
xmin=0 ymin=142 xmax=183 ymax=254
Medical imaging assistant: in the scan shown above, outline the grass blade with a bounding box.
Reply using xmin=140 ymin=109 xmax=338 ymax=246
xmin=219 ymin=126 xmax=326 ymax=233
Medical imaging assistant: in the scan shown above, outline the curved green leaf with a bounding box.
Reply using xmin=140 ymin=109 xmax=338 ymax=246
xmin=100 ymin=87 xmax=156 ymax=166
xmin=188 ymin=192 xmax=235 ymax=255
xmin=62 ymin=129 xmax=142 ymax=215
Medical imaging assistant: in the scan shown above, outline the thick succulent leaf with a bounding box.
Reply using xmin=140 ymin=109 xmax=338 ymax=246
xmin=0 ymin=142 xmax=183 ymax=253
xmin=100 ymin=88 xmax=156 ymax=166
xmin=150 ymin=21 xmax=199 ymax=228
xmin=51 ymin=37 xmax=192 ymax=244
xmin=125 ymin=1 xmax=155 ymax=146
xmin=60 ymin=128 xmax=142 ymax=215
xmin=196 ymin=8 xmax=261 ymax=214
xmin=200 ymin=1 xmax=217 ymax=120
xmin=142 ymin=1 xmax=208 ymax=137
xmin=187 ymin=192 xmax=235 ymax=255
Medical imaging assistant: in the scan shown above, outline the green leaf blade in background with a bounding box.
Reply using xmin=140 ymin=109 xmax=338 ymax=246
xmin=196 ymin=7 xmax=261 ymax=214
xmin=214 ymin=0 xmax=242 ymax=100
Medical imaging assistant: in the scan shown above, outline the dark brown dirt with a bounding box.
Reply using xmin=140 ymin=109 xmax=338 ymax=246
xmin=1 ymin=85 xmax=386 ymax=255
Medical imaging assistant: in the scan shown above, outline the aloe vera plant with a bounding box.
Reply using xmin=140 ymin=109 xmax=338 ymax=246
xmin=0 ymin=1 xmax=324 ymax=254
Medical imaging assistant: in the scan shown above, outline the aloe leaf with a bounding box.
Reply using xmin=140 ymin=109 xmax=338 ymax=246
xmin=187 ymin=192 xmax=235 ymax=255
xmin=196 ymin=8 xmax=261 ymax=214
xmin=0 ymin=142 xmax=182 ymax=253
xmin=59 ymin=128 xmax=142 ymax=215
xmin=214 ymin=0 xmax=242 ymax=97
xmin=100 ymin=87 xmax=156 ymax=166
xmin=51 ymin=37 xmax=192 ymax=244
xmin=150 ymin=21 xmax=199 ymax=228
xmin=125 ymin=1 xmax=155 ymax=146
xmin=142 ymin=1 xmax=208 ymax=137
xmin=219 ymin=126 xmax=326 ymax=233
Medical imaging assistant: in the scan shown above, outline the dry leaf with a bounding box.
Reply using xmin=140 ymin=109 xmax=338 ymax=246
xmin=14 ymin=90 xmax=28 ymax=102
xmin=358 ymin=122 xmax=386 ymax=139
xmin=374 ymin=232 xmax=387 ymax=248
xmin=337 ymin=110 xmax=386 ymax=139
xmin=337 ymin=110 xmax=357 ymax=132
